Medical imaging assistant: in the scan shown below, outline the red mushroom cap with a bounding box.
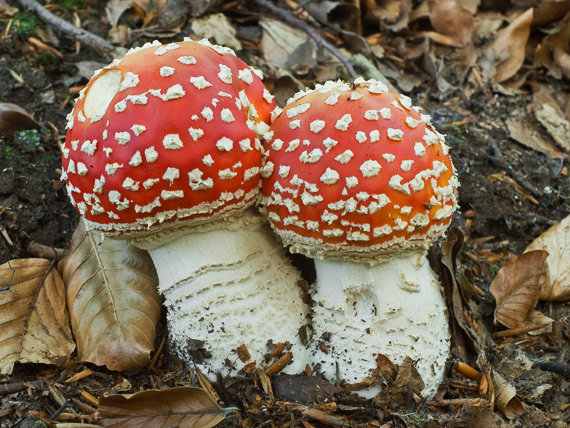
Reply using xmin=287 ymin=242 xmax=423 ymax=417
xmin=62 ymin=39 xmax=277 ymax=238
xmin=261 ymin=78 xmax=459 ymax=260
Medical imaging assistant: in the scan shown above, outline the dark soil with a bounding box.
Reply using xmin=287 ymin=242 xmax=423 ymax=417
xmin=2 ymin=1 xmax=570 ymax=427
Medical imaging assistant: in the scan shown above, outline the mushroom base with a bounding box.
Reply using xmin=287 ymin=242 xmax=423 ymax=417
xmin=310 ymin=250 xmax=450 ymax=399
xmin=146 ymin=211 xmax=310 ymax=378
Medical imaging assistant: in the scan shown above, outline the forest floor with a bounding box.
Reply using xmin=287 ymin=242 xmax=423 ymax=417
xmin=2 ymin=0 xmax=570 ymax=427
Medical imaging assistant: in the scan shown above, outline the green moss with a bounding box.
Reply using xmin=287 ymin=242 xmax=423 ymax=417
xmin=14 ymin=12 xmax=41 ymax=38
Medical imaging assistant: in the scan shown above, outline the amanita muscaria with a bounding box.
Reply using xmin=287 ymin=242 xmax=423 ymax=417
xmin=61 ymin=38 xmax=310 ymax=377
xmin=261 ymin=78 xmax=459 ymax=397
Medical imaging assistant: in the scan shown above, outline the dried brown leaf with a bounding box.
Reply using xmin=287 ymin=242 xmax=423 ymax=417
xmin=534 ymin=10 xmax=570 ymax=79
xmin=526 ymin=214 xmax=570 ymax=300
xmin=490 ymin=251 xmax=547 ymax=329
xmin=99 ymin=387 xmax=229 ymax=428
xmin=493 ymin=371 xmax=525 ymax=419
xmin=0 ymin=102 xmax=41 ymax=134
xmin=428 ymin=0 xmax=473 ymax=47
xmin=481 ymin=8 xmax=533 ymax=83
xmin=506 ymin=115 xmax=565 ymax=159
xmin=0 ymin=258 xmax=75 ymax=374
xmin=60 ymin=221 xmax=162 ymax=371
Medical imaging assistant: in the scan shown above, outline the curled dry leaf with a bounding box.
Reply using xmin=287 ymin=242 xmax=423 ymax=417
xmin=60 ymin=221 xmax=162 ymax=371
xmin=492 ymin=371 xmax=525 ymax=419
xmin=98 ymin=387 xmax=229 ymax=428
xmin=0 ymin=258 xmax=75 ymax=374
xmin=428 ymin=0 xmax=474 ymax=47
xmin=0 ymin=102 xmax=41 ymax=134
xmin=526 ymin=214 xmax=570 ymax=300
xmin=480 ymin=8 xmax=533 ymax=83
xmin=490 ymin=250 xmax=547 ymax=329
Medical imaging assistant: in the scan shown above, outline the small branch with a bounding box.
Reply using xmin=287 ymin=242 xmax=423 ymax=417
xmin=16 ymin=0 xmax=114 ymax=59
xmin=253 ymin=0 xmax=357 ymax=79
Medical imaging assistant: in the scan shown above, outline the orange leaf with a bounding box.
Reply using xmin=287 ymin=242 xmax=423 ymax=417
xmin=490 ymin=250 xmax=547 ymax=329
xmin=99 ymin=387 xmax=230 ymax=428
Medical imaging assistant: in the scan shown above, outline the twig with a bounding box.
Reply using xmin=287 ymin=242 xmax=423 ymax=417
xmin=529 ymin=358 xmax=570 ymax=376
xmin=491 ymin=324 xmax=548 ymax=339
xmin=16 ymin=0 xmax=114 ymax=59
xmin=253 ymin=0 xmax=357 ymax=78
xmin=0 ymin=380 xmax=44 ymax=396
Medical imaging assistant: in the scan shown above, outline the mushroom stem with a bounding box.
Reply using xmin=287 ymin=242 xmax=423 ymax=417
xmin=139 ymin=210 xmax=310 ymax=377
xmin=310 ymin=249 xmax=450 ymax=398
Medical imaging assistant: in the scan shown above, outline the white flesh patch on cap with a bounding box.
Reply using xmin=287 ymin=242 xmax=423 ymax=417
xmin=369 ymin=194 xmax=390 ymax=213
xmin=188 ymin=168 xmax=214 ymax=190
xmin=244 ymin=166 xmax=260 ymax=180
xmin=118 ymin=72 xmax=139 ymax=92
xmin=238 ymin=68 xmax=253 ymax=84
xmin=287 ymin=104 xmax=311 ymax=119
xmin=103 ymin=147 xmax=112 ymax=157
xmin=323 ymin=229 xmax=343 ymax=237
xmin=401 ymin=160 xmax=414 ymax=171
xmin=83 ymin=69 xmax=121 ymax=119
xmin=387 ymin=128 xmax=404 ymax=141
xmin=307 ymin=220 xmax=319 ymax=230
xmin=189 ymin=127 xmax=204 ymax=141
xmin=201 ymin=107 xmax=214 ymax=122
xmin=401 ymin=206 xmax=412 ymax=215
xmin=399 ymin=95 xmax=413 ymax=109
xmin=115 ymin=132 xmax=131 ymax=145
xmin=261 ymin=161 xmax=274 ymax=178
xmin=279 ymin=165 xmax=291 ymax=178
xmin=368 ymin=81 xmax=388 ymax=93
xmin=355 ymin=131 xmax=367 ymax=143
xmin=335 ymin=150 xmax=354 ymax=164
xmin=70 ymin=140 xmax=79 ymax=150
xmin=190 ymin=76 xmax=212 ymax=89
xmin=414 ymin=142 xmax=426 ymax=156
xmin=163 ymin=134 xmax=184 ymax=149
xmin=379 ymin=107 xmax=391 ymax=119
xmin=335 ymin=114 xmax=352 ymax=131
xmin=325 ymin=92 xmax=340 ymax=105
xmin=77 ymin=111 xmax=86 ymax=122
xmin=202 ymin=154 xmax=214 ymax=166
xmin=155 ymin=43 xmax=180 ymax=56
xmin=163 ymin=167 xmax=180 ymax=183
xmin=346 ymin=176 xmax=358 ymax=188
xmin=310 ymin=120 xmax=326 ymax=133
xmin=370 ymin=130 xmax=380 ymax=143
xmin=80 ymin=140 xmax=97 ymax=155
xmin=219 ymin=169 xmax=237 ymax=180
xmin=77 ymin=162 xmax=88 ymax=176
xmin=424 ymin=129 xmax=439 ymax=145
xmin=239 ymin=139 xmax=252 ymax=152
xmin=285 ymin=139 xmax=300 ymax=152
xmin=322 ymin=137 xmax=338 ymax=152
xmin=299 ymin=148 xmax=323 ymax=164
xmin=360 ymin=160 xmax=381 ymax=177
xmin=123 ymin=177 xmax=140 ymax=191
xmin=161 ymin=190 xmax=184 ymax=200
xmin=263 ymin=88 xmax=274 ymax=103
xmin=221 ymin=108 xmax=235 ymax=123
xmin=108 ymin=190 xmax=129 ymax=210
xmin=67 ymin=159 xmax=76 ymax=174
xmin=216 ymin=137 xmax=233 ymax=151
xmin=350 ymin=92 xmax=363 ymax=100
xmin=289 ymin=119 xmax=301 ymax=129
xmin=301 ymin=191 xmax=323 ymax=205
xmin=320 ymin=168 xmax=340 ymax=185
xmin=406 ymin=116 xmax=419 ymax=128
xmin=114 ymin=100 xmax=127 ymax=113
xmin=145 ymin=147 xmax=158 ymax=162
xmin=389 ymin=174 xmax=411 ymax=195
xmin=364 ymin=110 xmax=378 ymax=120
xmin=178 ymin=55 xmax=196 ymax=65
xmin=382 ymin=153 xmax=395 ymax=162
xmin=105 ymin=162 xmax=123 ymax=175
xmin=218 ymin=64 xmax=233 ymax=84
xmin=93 ymin=176 xmax=105 ymax=193
xmin=131 ymin=124 xmax=146 ymax=136
xmin=373 ymin=224 xmax=392 ymax=237
xmin=135 ymin=197 xmax=161 ymax=213
xmin=143 ymin=178 xmax=159 ymax=189
xmin=159 ymin=84 xmax=185 ymax=100
xmin=321 ymin=210 xmax=338 ymax=224
xmin=160 ymin=66 xmax=175 ymax=77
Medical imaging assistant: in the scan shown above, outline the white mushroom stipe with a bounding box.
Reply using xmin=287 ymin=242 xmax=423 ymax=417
xmin=140 ymin=212 xmax=309 ymax=378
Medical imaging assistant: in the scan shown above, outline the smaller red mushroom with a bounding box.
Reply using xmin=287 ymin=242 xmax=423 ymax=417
xmin=62 ymin=38 xmax=310 ymax=377
xmin=261 ymin=78 xmax=459 ymax=397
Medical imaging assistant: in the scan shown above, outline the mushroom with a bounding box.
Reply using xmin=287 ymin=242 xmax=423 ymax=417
xmin=261 ymin=78 xmax=459 ymax=397
xmin=61 ymin=38 xmax=310 ymax=377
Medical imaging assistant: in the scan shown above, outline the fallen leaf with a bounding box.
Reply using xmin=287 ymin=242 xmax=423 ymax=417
xmin=260 ymin=17 xmax=308 ymax=68
xmin=105 ymin=0 xmax=134 ymax=28
xmin=526 ymin=214 xmax=570 ymax=300
xmin=99 ymin=387 xmax=230 ymax=428
xmin=534 ymin=10 xmax=570 ymax=79
xmin=480 ymin=8 xmax=533 ymax=83
xmin=526 ymin=309 xmax=553 ymax=335
xmin=0 ymin=258 xmax=75 ymax=374
xmin=493 ymin=371 xmax=525 ymax=419
xmin=0 ymin=102 xmax=41 ymax=134
xmin=59 ymin=221 xmax=162 ymax=371
xmin=490 ymin=250 xmax=547 ymax=329
xmin=191 ymin=13 xmax=242 ymax=51
xmin=506 ymin=114 xmax=565 ymax=159
xmin=428 ymin=0 xmax=474 ymax=47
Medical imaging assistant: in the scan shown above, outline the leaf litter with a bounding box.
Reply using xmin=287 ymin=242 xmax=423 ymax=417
xmin=3 ymin=0 xmax=570 ymax=427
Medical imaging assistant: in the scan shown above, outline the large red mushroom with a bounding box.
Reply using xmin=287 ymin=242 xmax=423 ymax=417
xmin=62 ymin=39 xmax=309 ymax=377
xmin=261 ymin=78 xmax=459 ymax=397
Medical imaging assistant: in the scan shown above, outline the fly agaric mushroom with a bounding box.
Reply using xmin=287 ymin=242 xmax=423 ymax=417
xmin=261 ymin=78 xmax=459 ymax=398
xmin=61 ymin=38 xmax=310 ymax=377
